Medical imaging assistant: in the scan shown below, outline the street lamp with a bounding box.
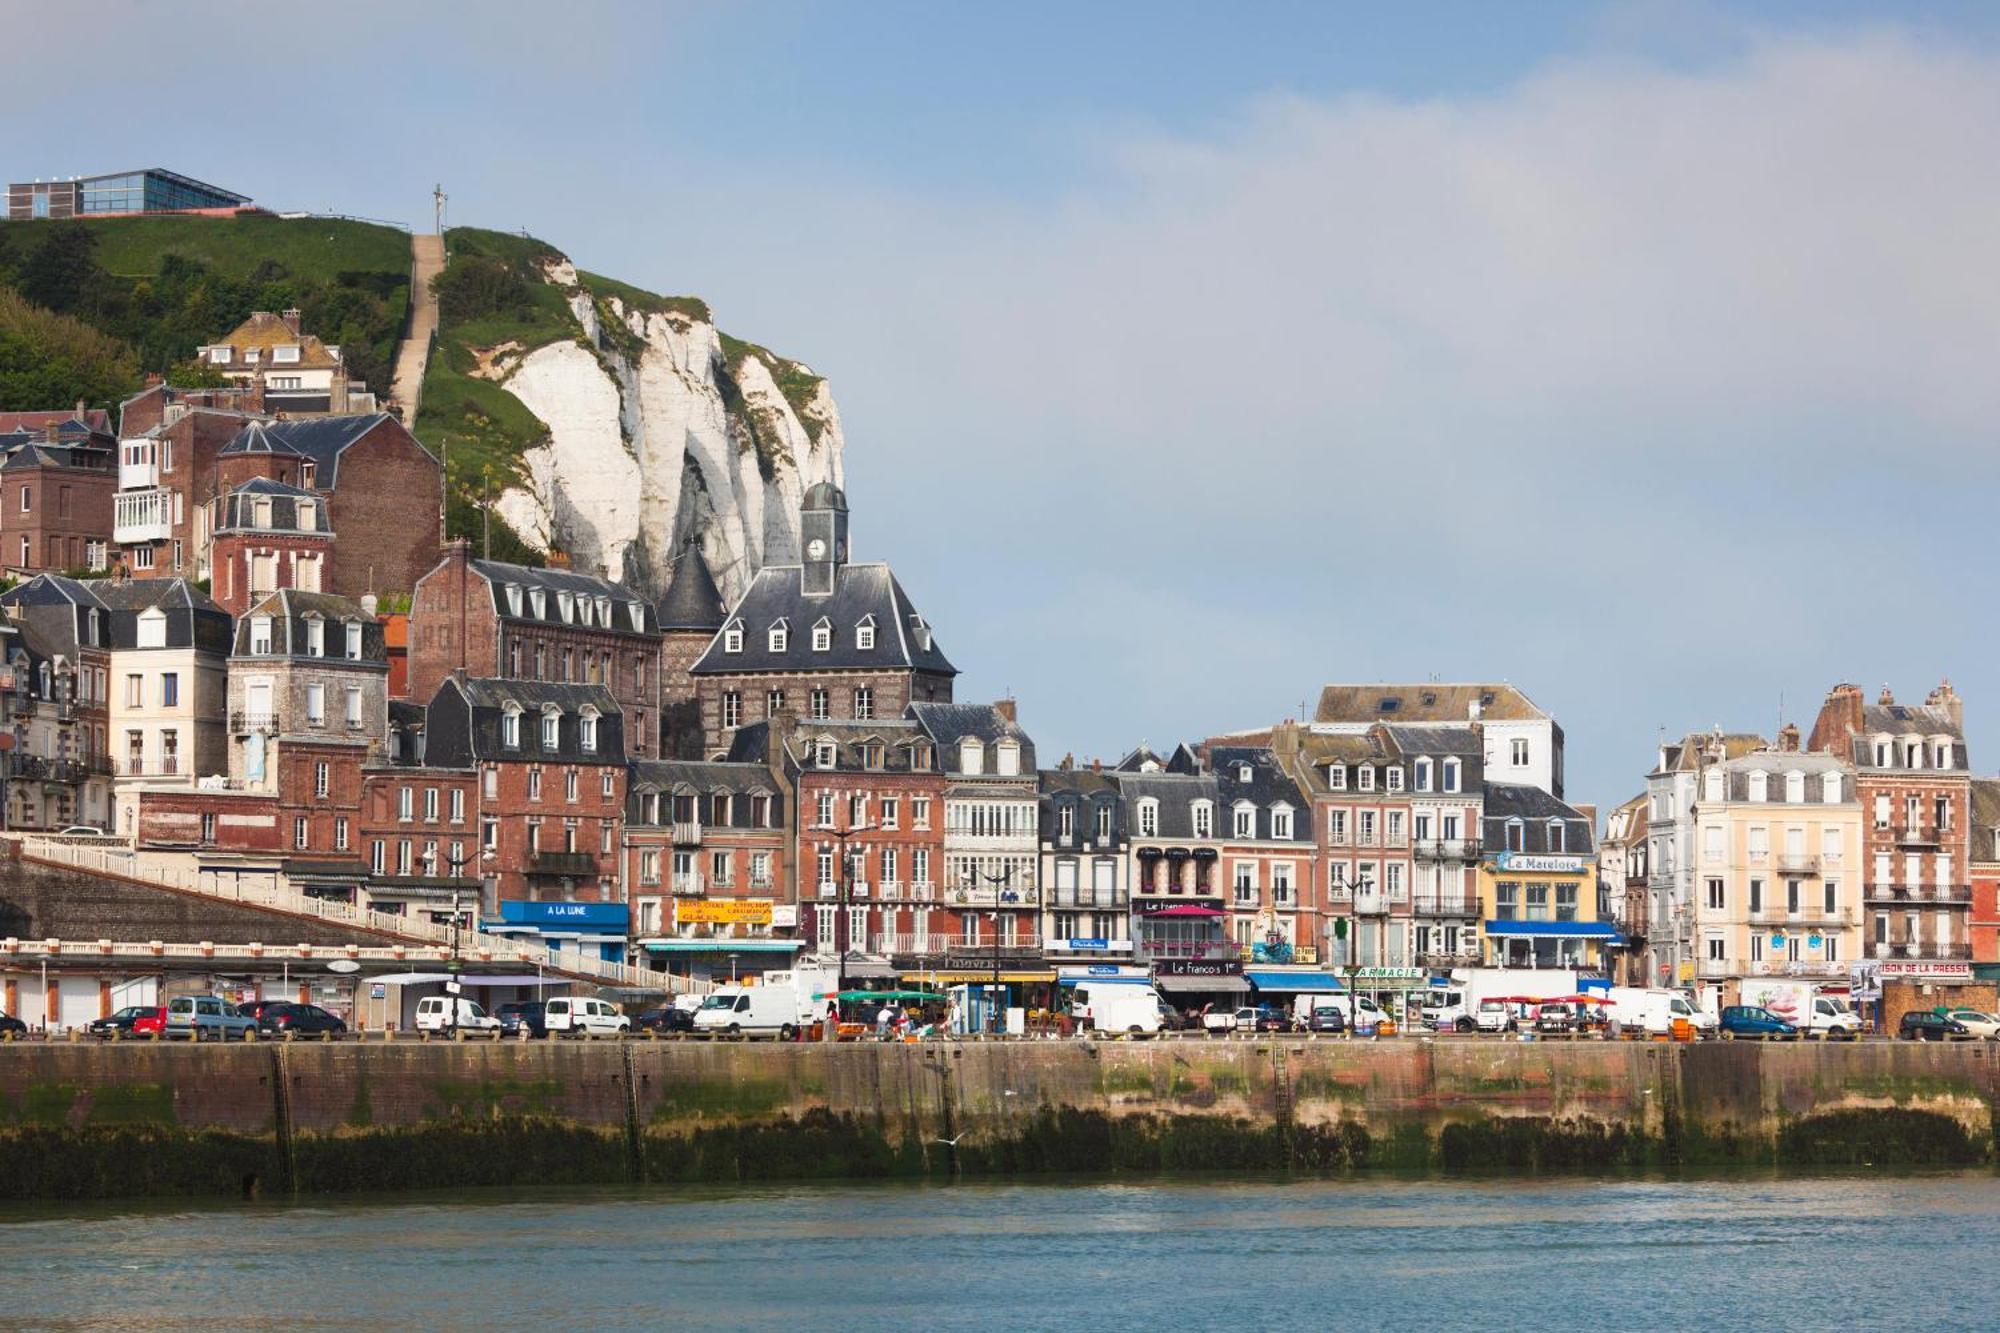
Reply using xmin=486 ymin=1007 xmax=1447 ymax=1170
xmin=444 ymin=847 xmax=471 ymax=1039
xmin=1337 ymin=874 xmax=1373 ymax=1036
xmin=963 ymin=863 xmax=1017 ymax=1034
xmin=810 ymin=818 xmax=878 ymax=1010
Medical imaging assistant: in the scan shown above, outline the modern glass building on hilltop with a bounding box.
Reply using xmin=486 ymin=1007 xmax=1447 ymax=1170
xmin=6 ymin=169 xmax=249 ymax=220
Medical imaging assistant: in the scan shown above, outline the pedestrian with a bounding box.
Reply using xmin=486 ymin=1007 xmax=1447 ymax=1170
xmin=876 ymin=1002 xmax=895 ymax=1041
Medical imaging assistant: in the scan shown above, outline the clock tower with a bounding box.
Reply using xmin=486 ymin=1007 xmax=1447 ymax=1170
xmin=800 ymin=481 xmax=848 ymax=596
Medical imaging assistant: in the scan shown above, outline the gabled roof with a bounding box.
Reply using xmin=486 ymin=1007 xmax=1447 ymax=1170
xmin=77 ymin=577 xmax=231 ymax=654
xmin=1316 ymin=682 xmax=1548 ymax=724
xmin=908 ymin=702 xmax=1035 ymax=776
xmin=232 ymin=590 xmax=383 ymax=662
xmin=199 ymin=312 xmax=343 ymax=369
xmin=461 ymin=557 xmax=658 ymax=638
xmin=691 ymin=562 xmax=954 ymax=677
xmin=1208 ymin=746 xmax=1313 ymax=842
xmin=221 ymin=415 xmax=398 ymax=491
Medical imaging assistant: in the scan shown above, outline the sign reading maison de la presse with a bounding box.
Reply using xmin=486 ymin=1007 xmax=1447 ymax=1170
xmin=1493 ymin=852 xmax=1587 ymax=874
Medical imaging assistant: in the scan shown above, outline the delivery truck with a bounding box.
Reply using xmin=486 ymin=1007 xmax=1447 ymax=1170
xmin=1603 ymin=987 xmax=1717 ymax=1037
xmin=1738 ymin=979 xmax=1860 ymax=1039
xmin=1069 ymin=982 xmax=1166 ymax=1036
xmin=1422 ymin=968 xmax=1587 ymax=1032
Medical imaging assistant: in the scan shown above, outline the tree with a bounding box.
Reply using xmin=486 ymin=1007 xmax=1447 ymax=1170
xmin=15 ymin=223 xmax=104 ymax=315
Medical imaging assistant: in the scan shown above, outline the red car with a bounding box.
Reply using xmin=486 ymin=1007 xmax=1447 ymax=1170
xmin=129 ymin=1006 xmax=168 ymax=1038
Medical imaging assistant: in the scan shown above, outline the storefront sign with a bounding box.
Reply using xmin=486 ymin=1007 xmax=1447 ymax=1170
xmin=1155 ymin=959 xmax=1242 ymax=977
xmin=676 ymin=899 xmax=774 ymax=926
xmin=1493 ymin=852 xmax=1586 ymax=874
xmin=495 ymin=901 xmax=629 ymax=929
xmin=1133 ymin=897 xmax=1225 ymax=915
xmin=1877 ymin=961 xmax=1973 ymax=981
xmin=770 ymin=905 xmax=798 ymax=929
xmin=1349 ymin=966 xmax=1425 ymax=981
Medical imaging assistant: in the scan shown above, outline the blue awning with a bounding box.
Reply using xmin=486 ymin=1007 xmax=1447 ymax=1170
xmin=1482 ymin=921 xmax=1622 ymax=940
xmin=1245 ymin=970 xmax=1343 ymax=991
xmin=1057 ymin=975 xmax=1153 ymax=986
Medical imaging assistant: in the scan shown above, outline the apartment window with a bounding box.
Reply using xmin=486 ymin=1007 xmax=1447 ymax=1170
xmin=1233 ymin=863 xmax=1256 ymax=903
xmin=502 ymin=708 xmax=521 ymax=749
xmin=1137 ymin=799 xmax=1158 ymax=837
xmin=314 ymin=761 xmax=330 ymax=798
xmin=1327 ymin=765 xmax=1346 ymax=791
xmin=1096 ymin=804 xmax=1112 ymax=840
xmin=1329 ymin=809 xmax=1348 ymax=844
xmin=345 ymin=622 xmax=363 ymax=660
xmin=1825 ymin=881 xmax=1839 ymax=916
xmin=481 ymin=818 xmax=498 ymax=851
xmin=160 ymin=672 xmax=179 ymax=708
xmin=345 ymin=686 xmax=363 ymax=729
xmin=1356 ymin=766 xmax=1374 ymax=792
xmin=423 ymin=787 xmax=440 ymax=821
xmin=333 ymin=818 xmax=349 ymax=851
xmin=1231 ymin=805 xmax=1252 ymax=838
xmin=1748 ymin=878 xmax=1763 ymax=914
xmin=913 ymin=798 xmax=932 ymax=831
xmin=809 ymin=689 xmax=829 ymax=720
xmin=768 ymin=623 xmax=789 ymax=652
xmin=853 ymin=687 xmax=873 ymax=720
xmin=848 ymin=793 xmax=867 ymax=826
xmin=483 ymin=766 xmax=498 ymax=798
xmin=766 ymin=689 xmax=787 ymax=717
xmin=305 ymin=619 xmax=325 ymax=658
xmin=398 ymin=786 xmax=413 ymax=821
xmin=815 ymin=792 xmax=834 ymax=828
xmin=1385 ymin=766 xmax=1405 ymax=793
xmin=1442 ymin=758 xmax=1461 ymax=793
xmin=880 ymin=848 xmax=898 ymax=885
xmin=541 ymin=709 xmax=561 ymax=749
xmin=1495 ymin=882 xmax=1519 ymax=920
xmin=305 ymin=681 xmax=325 ymax=726
xmin=881 ymin=797 xmax=900 ymax=830
xmin=294 ymin=817 xmax=309 ymax=850
xmin=580 ymin=711 xmax=599 ymax=752
xmin=1708 ymin=936 xmax=1727 ymax=962
xmin=1511 ymin=738 xmax=1530 ymax=766
xmin=1706 ymin=877 xmax=1725 ymax=910
xmin=1386 ymin=811 xmax=1405 ymax=844
xmin=528 ymin=768 xmax=543 ymax=801
xmin=397 ymin=840 xmax=413 ymax=875
xmin=17 ymin=486 xmax=27 ymax=513
xmin=1547 ymin=820 xmax=1565 ymax=852
xmin=566 ymin=769 xmax=580 ymax=803
xmin=1555 ymin=884 xmax=1578 ymax=921
xmin=812 ymin=619 xmax=831 ymax=651
xmin=857 ymin=619 xmax=876 ymax=650
xmin=1058 ymin=805 xmax=1076 ymax=840
xmin=724 ymin=623 xmax=743 ymax=653
xmin=1358 ymin=811 xmax=1377 ymax=845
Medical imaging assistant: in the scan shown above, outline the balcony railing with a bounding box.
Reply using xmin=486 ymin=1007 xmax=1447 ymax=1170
xmin=5 ymin=754 xmax=94 ymax=784
xmin=1413 ymin=895 xmax=1480 ymax=917
xmin=116 ymin=756 xmax=182 ymax=777
xmin=1894 ymin=826 xmax=1942 ymax=849
xmin=670 ymin=873 xmax=704 ymax=897
xmin=671 ymin=821 xmax=702 ymax=846
xmin=1413 ymin=839 xmax=1481 ymax=861
xmin=1416 ymin=950 xmax=1480 ymax=969
xmin=1133 ymin=938 xmax=1237 ymax=960
xmin=524 ymin=850 xmax=597 ymax=876
xmin=112 ymin=487 xmax=172 ymax=544
xmin=1872 ymin=941 xmax=1973 ymax=960
xmin=1748 ymin=906 xmax=1853 ymax=927
xmin=1745 ymin=959 xmax=1847 ymax=978
xmin=879 ymin=931 xmax=1045 ymax=958
xmin=1868 ymin=883 xmax=1973 ymax=903
xmin=230 ymin=710 xmax=280 ymax=735
xmin=1776 ymin=854 xmax=1821 ymax=874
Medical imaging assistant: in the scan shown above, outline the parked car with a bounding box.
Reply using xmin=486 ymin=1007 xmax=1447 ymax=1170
xmin=414 ymin=996 xmax=500 ymax=1032
xmin=235 ymin=999 xmax=292 ymax=1023
xmin=1157 ymin=1005 xmax=1193 ymax=1033
xmin=164 ymin=995 xmax=257 ymax=1041
xmin=1250 ymin=1006 xmax=1292 ymax=1034
xmin=1942 ymin=1009 xmax=2000 ymax=1039
xmin=1306 ymin=1003 xmax=1347 ymax=1034
xmin=1900 ymin=1011 xmax=1973 ymax=1042
xmin=255 ymin=1004 xmax=346 ymax=1037
xmin=1718 ymin=1005 xmax=1798 ymax=1040
xmin=544 ymin=996 xmax=630 ymax=1037
xmin=0 ymin=1010 xmax=26 ymax=1037
xmin=130 ymin=1007 xmax=167 ymax=1038
xmin=1532 ymin=1003 xmax=1578 ymax=1035
xmin=633 ymin=1006 xmax=694 ymax=1034
xmin=1474 ymin=999 xmax=1518 ymax=1033
xmin=57 ymin=825 xmax=107 ymax=837
xmin=1203 ymin=1006 xmax=1252 ymax=1035
xmin=87 ymin=1006 xmax=157 ymax=1038
xmin=495 ymin=1001 xmax=548 ymax=1038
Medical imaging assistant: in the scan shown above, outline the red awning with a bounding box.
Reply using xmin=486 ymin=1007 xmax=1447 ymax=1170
xmin=1149 ymin=905 xmax=1224 ymax=918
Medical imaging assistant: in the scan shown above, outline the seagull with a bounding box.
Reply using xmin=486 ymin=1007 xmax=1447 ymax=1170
xmin=933 ymin=1134 xmax=966 ymax=1146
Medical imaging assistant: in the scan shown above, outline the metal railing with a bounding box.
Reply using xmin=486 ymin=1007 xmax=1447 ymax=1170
xmin=1412 ymin=895 xmax=1480 ymax=916
xmin=8 ymin=835 xmax=666 ymax=991
xmin=1412 ymin=839 xmax=1481 ymax=861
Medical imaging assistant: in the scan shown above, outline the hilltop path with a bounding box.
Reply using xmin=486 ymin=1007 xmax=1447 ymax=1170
xmin=390 ymin=232 xmax=445 ymax=422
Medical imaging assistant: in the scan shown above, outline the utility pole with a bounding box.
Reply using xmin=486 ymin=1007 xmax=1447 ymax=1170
xmin=964 ymin=863 xmax=1017 ymax=1034
xmin=433 ymin=183 xmax=447 ymax=237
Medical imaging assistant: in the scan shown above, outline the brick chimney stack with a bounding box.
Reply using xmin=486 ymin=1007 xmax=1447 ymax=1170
xmin=1878 ymin=683 xmax=1896 ymax=706
xmin=281 ymin=308 xmax=302 ymax=336
xmin=1779 ymin=723 xmax=1800 ymax=752
xmin=1926 ymin=679 xmax=1964 ymax=731
xmin=994 ymin=697 xmax=1017 ymax=724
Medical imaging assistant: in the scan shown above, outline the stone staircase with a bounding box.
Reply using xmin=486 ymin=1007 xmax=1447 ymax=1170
xmin=389 ymin=232 xmax=446 ymax=421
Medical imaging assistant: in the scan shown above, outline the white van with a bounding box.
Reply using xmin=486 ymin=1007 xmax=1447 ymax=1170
xmin=414 ymin=996 xmax=500 ymax=1031
xmin=1605 ymin=987 xmax=1718 ymax=1037
xmin=694 ymin=984 xmax=812 ymax=1039
xmin=544 ymin=996 xmax=630 ymax=1037
xmin=1070 ymin=983 xmax=1162 ymax=1036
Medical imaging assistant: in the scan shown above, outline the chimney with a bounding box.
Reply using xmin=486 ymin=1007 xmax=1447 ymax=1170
xmin=1926 ymin=679 xmax=1964 ymax=731
xmin=1778 ymin=723 xmax=1800 ymax=752
xmin=360 ymin=592 xmax=379 ymax=618
xmin=1091 ymin=758 xmax=1102 ymax=774
xmin=994 ymin=697 xmax=1017 ymax=725
xmin=74 ymin=398 xmax=85 ymax=418
xmin=545 ymin=549 xmax=571 ymax=570
xmin=1878 ymin=683 xmax=1896 ymax=706
xmin=1059 ymin=752 xmax=1074 ymax=771
xmin=281 ymin=308 xmax=302 ymax=336
xmin=1468 ymin=698 xmax=1482 ymax=721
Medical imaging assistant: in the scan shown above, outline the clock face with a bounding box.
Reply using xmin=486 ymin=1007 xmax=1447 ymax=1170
xmin=807 ymin=538 xmax=827 ymax=559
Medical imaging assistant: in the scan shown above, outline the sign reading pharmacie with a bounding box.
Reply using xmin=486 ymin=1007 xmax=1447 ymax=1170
xmin=1491 ymin=851 xmax=1588 ymax=874
xmin=1154 ymin=958 xmax=1243 ymax=978
xmin=674 ymin=898 xmax=775 ymax=926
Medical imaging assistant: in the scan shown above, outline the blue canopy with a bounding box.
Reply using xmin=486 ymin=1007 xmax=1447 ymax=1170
xmin=1481 ymin=921 xmax=1623 ymax=941
xmin=1057 ymin=975 xmax=1153 ymax=986
xmin=1245 ymin=970 xmax=1343 ymax=992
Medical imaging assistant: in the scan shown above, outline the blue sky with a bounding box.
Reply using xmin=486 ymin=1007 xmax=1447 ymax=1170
xmin=10 ymin=0 xmax=2000 ymax=811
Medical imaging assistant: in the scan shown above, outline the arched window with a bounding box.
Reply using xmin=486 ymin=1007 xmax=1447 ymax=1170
xmin=501 ymin=704 xmax=522 ymax=749
xmin=540 ymin=705 xmax=562 ymax=750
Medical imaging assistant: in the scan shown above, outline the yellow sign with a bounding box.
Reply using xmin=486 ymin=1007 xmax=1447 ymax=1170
xmin=675 ymin=899 xmax=774 ymax=925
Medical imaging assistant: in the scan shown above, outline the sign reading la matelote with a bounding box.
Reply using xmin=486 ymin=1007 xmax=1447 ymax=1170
xmin=675 ymin=899 xmax=774 ymax=925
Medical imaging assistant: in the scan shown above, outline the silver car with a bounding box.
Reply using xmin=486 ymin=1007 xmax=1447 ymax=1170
xmin=164 ymin=995 xmax=257 ymax=1040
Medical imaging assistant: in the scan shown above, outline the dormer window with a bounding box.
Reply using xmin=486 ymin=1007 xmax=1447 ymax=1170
xmin=502 ymin=705 xmax=522 ymax=749
xmin=1237 ymin=763 xmax=1253 ymax=783
xmin=1357 ymin=766 xmax=1375 ymax=792
xmin=1137 ymin=798 xmax=1159 ymax=838
xmin=1413 ymin=757 xmax=1432 ymax=791
xmin=723 ymin=620 xmax=743 ymax=653
xmin=557 ymin=592 xmax=574 ymax=624
xmin=960 ymin=738 xmax=984 ymax=774
xmin=911 ymin=616 xmax=931 ymax=651
xmin=305 ymin=617 xmax=325 ymax=658
xmin=812 ymin=617 xmax=832 ymax=652
xmin=1547 ymin=819 xmax=1566 ymax=852
xmin=1822 ymin=771 xmax=1842 ymax=804
xmin=913 ymin=743 xmax=932 ymax=770
xmin=996 ymin=739 xmax=1020 ymax=777
xmin=1327 ymin=764 xmax=1346 ymax=791
xmin=1937 ymin=739 xmax=1955 ymax=769
xmin=345 ymin=622 xmax=363 ymax=660
xmin=529 ymin=589 xmax=546 ymax=619
xmin=1272 ymin=804 xmax=1294 ymax=839
xmin=1385 ymin=766 xmax=1405 ymax=793
xmin=769 ymin=620 xmax=789 ymax=653
xmin=1784 ymin=770 xmax=1805 ymax=804
xmin=1192 ymin=800 xmax=1214 ymax=839
xmin=251 ymin=497 xmax=272 ymax=529
xmin=540 ymin=706 xmax=562 ymax=750
xmin=248 ymin=614 xmax=272 ymax=655
xmin=296 ymin=500 xmax=316 ymax=530
xmin=209 ymin=347 xmax=231 ymax=365
xmin=1231 ymin=802 xmax=1254 ymax=838
xmin=579 ymin=708 xmax=599 ymax=753
xmin=627 ymin=602 xmax=645 ymax=631
xmin=595 ymin=595 xmax=611 ymax=626
xmin=815 ymin=739 xmax=836 ymax=769
xmin=242 ymin=348 xmax=259 ymax=365
xmin=505 ymin=585 xmax=524 ymax=617
xmin=1505 ymin=818 xmax=1525 ymax=852
xmin=273 ymin=345 xmax=300 ymax=364
xmin=1748 ymin=770 xmax=1768 ymax=803
xmin=1704 ymin=768 xmax=1724 ymax=803
xmin=856 ymin=616 xmax=876 ymax=650
xmin=1873 ymin=738 xmax=1890 ymax=767
xmin=1442 ymin=758 xmax=1461 ymax=793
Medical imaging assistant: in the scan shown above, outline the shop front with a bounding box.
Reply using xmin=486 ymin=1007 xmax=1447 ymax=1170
xmin=1152 ymin=957 xmax=1249 ymax=1018
xmin=1480 ymin=920 xmax=1621 ymax=969
xmin=483 ymin=901 xmax=629 ymax=963
xmin=1133 ymin=897 xmax=1229 ymax=962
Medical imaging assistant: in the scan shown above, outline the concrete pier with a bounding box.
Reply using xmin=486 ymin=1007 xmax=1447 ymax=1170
xmin=0 ymin=1039 xmax=1994 ymax=1198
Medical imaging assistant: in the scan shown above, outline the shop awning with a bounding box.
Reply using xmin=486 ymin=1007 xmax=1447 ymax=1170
xmin=1147 ymin=905 xmax=1223 ymax=918
xmin=362 ymin=972 xmax=556 ymax=987
xmin=639 ymin=939 xmax=805 ymax=954
xmin=1057 ymin=974 xmax=1154 ymax=986
xmin=1245 ymin=970 xmax=1342 ymax=992
xmin=1154 ymin=973 xmax=1251 ymax=996
xmin=903 ymin=970 xmax=1056 ymax=984
xmin=1482 ymin=921 xmax=1622 ymax=940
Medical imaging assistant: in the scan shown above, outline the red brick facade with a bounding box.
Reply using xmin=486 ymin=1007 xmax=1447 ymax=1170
xmin=697 ymin=669 xmax=950 ymax=760
xmin=795 ymin=765 xmax=947 ymax=956
xmin=2 ymin=455 xmax=114 ymax=576
xmin=317 ymin=417 xmax=440 ymax=599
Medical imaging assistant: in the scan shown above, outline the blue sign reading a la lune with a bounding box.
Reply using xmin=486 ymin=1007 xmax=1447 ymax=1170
xmin=495 ymin=901 xmax=629 ymax=929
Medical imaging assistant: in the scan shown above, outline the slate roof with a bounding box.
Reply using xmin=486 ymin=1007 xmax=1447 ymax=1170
xmin=0 ymin=409 xmax=112 ymax=436
xmin=1208 ymin=746 xmax=1313 ymax=842
xmin=214 ymin=477 xmax=332 ymax=535
xmin=1317 ymin=682 xmax=1548 ymax=724
xmin=1115 ymin=771 xmax=1221 ymax=841
xmin=1482 ymin=782 xmax=1596 ymax=855
xmin=1970 ymin=778 xmax=2000 ymax=866
xmin=424 ymin=677 xmax=625 ymax=768
xmin=1383 ymin=724 xmax=1481 ymax=757
xmin=1653 ymin=731 xmax=1768 ymax=776
xmin=0 ymin=442 xmax=112 ymax=472
xmin=908 ymin=702 xmax=1035 ymax=777
xmin=691 ymin=562 xmax=955 ymax=677
xmin=657 ymin=546 xmax=725 ymax=631
xmin=626 ymin=760 xmax=783 ymax=828
xmin=79 ymin=577 xmax=232 ymax=655
xmin=0 ymin=573 xmax=112 ymax=657
xmin=783 ymin=717 xmax=934 ymax=775
xmin=232 ymin=590 xmax=384 ymax=663
xmin=1038 ymin=768 xmax=1125 ymax=843
xmin=1846 ymin=703 xmax=1969 ymax=771
xmin=467 ymin=558 xmax=659 ymax=638
xmin=220 ymin=415 xmax=398 ymax=491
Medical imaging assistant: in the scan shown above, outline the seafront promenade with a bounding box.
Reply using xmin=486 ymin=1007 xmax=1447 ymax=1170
xmin=1 ymin=1037 xmax=1994 ymax=1199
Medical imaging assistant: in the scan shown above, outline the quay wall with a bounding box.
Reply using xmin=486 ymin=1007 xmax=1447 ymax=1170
xmin=0 ymin=1039 xmax=1995 ymax=1198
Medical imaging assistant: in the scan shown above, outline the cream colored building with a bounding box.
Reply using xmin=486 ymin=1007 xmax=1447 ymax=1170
xmin=100 ymin=579 xmax=232 ymax=834
xmin=1690 ymin=748 xmax=1861 ymax=1010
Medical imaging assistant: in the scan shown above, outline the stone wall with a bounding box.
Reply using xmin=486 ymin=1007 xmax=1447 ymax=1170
xmin=3 ymin=1038 xmax=1999 ymax=1199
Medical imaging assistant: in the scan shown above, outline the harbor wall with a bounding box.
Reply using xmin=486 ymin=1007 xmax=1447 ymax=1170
xmin=0 ymin=1038 xmax=1995 ymax=1198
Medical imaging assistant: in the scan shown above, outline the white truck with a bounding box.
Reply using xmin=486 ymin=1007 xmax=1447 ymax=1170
xmin=694 ymin=966 xmax=835 ymax=1040
xmin=1739 ymin=980 xmax=1860 ymax=1040
xmin=1070 ymin=982 xmax=1164 ymax=1036
xmin=1423 ymin=969 xmax=1585 ymax=1032
xmin=1604 ymin=987 xmax=1718 ymax=1037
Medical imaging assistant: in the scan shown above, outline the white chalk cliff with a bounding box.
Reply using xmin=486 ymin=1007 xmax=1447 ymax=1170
xmin=483 ymin=255 xmax=844 ymax=603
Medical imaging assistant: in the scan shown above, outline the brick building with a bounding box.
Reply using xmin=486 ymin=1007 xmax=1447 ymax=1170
xmin=206 ymin=478 xmax=336 ymax=616
xmin=1037 ymin=766 xmax=1133 ymax=962
xmin=913 ymin=701 xmax=1042 ymax=962
xmin=0 ymin=411 xmax=116 ymax=577
xmin=658 ymin=541 xmax=726 ymax=759
xmin=113 ymin=406 xmax=254 ymax=576
xmin=1971 ymin=778 xmax=2000 ymax=963
xmin=0 ymin=574 xmax=114 ymax=830
xmin=690 ymin=484 xmax=954 ymax=756
xmin=1206 ymin=744 xmax=1318 ymax=964
xmin=1809 ymin=681 xmax=1973 ymax=965
xmin=357 ymin=747 xmax=482 ymax=923
xmin=406 ymin=544 xmax=663 ymax=758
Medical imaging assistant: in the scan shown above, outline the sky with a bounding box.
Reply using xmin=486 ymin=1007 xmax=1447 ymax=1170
xmin=9 ymin=0 xmax=2000 ymax=812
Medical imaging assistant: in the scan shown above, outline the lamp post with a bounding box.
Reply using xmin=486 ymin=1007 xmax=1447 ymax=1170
xmin=963 ymin=864 xmax=1017 ymax=1034
xmin=444 ymin=847 xmax=470 ymax=1038
xmin=811 ymin=818 xmax=879 ymax=1011
xmin=1338 ymin=874 xmax=1372 ymax=1037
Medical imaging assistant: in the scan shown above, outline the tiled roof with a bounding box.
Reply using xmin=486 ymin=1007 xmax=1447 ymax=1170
xmin=199 ymin=312 xmax=342 ymax=369
xmin=909 ymin=702 xmax=1035 ymax=776
xmin=1316 ymin=682 xmax=1548 ymax=724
